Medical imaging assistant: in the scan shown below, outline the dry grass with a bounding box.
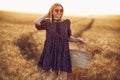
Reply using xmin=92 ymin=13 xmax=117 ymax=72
xmin=0 ymin=11 xmax=120 ymax=80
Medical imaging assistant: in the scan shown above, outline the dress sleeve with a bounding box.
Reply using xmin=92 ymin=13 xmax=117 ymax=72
xmin=35 ymin=20 xmax=46 ymax=30
xmin=66 ymin=19 xmax=72 ymax=38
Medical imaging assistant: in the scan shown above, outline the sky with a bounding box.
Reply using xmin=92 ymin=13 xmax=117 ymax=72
xmin=0 ymin=0 xmax=120 ymax=16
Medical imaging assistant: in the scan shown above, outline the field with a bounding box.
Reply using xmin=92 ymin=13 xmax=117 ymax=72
xmin=0 ymin=11 xmax=120 ymax=80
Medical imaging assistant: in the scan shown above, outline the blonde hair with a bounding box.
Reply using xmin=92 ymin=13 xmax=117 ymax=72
xmin=47 ymin=3 xmax=64 ymax=22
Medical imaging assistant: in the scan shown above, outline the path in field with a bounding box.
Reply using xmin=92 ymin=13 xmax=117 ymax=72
xmin=79 ymin=18 xmax=94 ymax=37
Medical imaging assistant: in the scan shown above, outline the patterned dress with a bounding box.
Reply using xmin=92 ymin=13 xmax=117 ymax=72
xmin=35 ymin=19 xmax=72 ymax=73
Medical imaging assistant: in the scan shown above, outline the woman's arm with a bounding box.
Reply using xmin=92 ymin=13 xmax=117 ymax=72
xmin=68 ymin=36 xmax=86 ymax=44
xmin=34 ymin=14 xmax=48 ymax=26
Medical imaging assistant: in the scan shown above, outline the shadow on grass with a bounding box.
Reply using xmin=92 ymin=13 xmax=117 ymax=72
xmin=15 ymin=32 xmax=43 ymax=62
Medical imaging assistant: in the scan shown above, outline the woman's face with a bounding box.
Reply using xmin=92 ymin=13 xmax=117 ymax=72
xmin=52 ymin=6 xmax=63 ymax=20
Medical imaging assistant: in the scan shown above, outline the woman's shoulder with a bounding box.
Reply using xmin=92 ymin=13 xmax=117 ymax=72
xmin=62 ymin=18 xmax=71 ymax=24
xmin=43 ymin=18 xmax=51 ymax=23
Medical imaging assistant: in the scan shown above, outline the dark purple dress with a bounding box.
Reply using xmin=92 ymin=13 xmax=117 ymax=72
xmin=35 ymin=19 xmax=72 ymax=73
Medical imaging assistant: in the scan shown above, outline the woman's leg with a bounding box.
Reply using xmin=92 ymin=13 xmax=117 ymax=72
xmin=59 ymin=71 xmax=68 ymax=80
xmin=53 ymin=70 xmax=71 ymax=80
xmin=52 ymin=70 xmax=59 ymax=79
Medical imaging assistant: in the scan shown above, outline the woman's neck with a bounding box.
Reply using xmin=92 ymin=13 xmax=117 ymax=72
xmin=53 ymin=18 xmax=61 ymax=22
xmin=54 ymin=17 xmax=61 ymax=20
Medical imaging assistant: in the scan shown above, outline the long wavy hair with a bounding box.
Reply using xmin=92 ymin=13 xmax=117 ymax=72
xmin=47 ymin=3 xmax=64 ymax=22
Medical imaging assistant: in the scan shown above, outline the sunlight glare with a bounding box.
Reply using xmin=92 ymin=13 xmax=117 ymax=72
xmin=0 ymin=0 xmax=120 ymax=16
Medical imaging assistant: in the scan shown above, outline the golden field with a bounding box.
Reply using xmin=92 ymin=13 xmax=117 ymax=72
xmin=0 ymin=11 xmax=120 ymax=80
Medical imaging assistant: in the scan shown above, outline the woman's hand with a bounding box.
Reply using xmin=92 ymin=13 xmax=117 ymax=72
xmin=76 ymin=38 xmax=86 ymax=45
xmin=69 ymin=36 xmax=86 ymax=45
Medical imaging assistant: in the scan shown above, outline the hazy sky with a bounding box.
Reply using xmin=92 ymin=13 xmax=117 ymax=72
xmin=0 ymin=0 xmax=120 ymax=15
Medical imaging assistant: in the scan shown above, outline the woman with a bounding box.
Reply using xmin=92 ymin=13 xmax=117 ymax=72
xmin=34 ymin=3 xmax=86 ymax=80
